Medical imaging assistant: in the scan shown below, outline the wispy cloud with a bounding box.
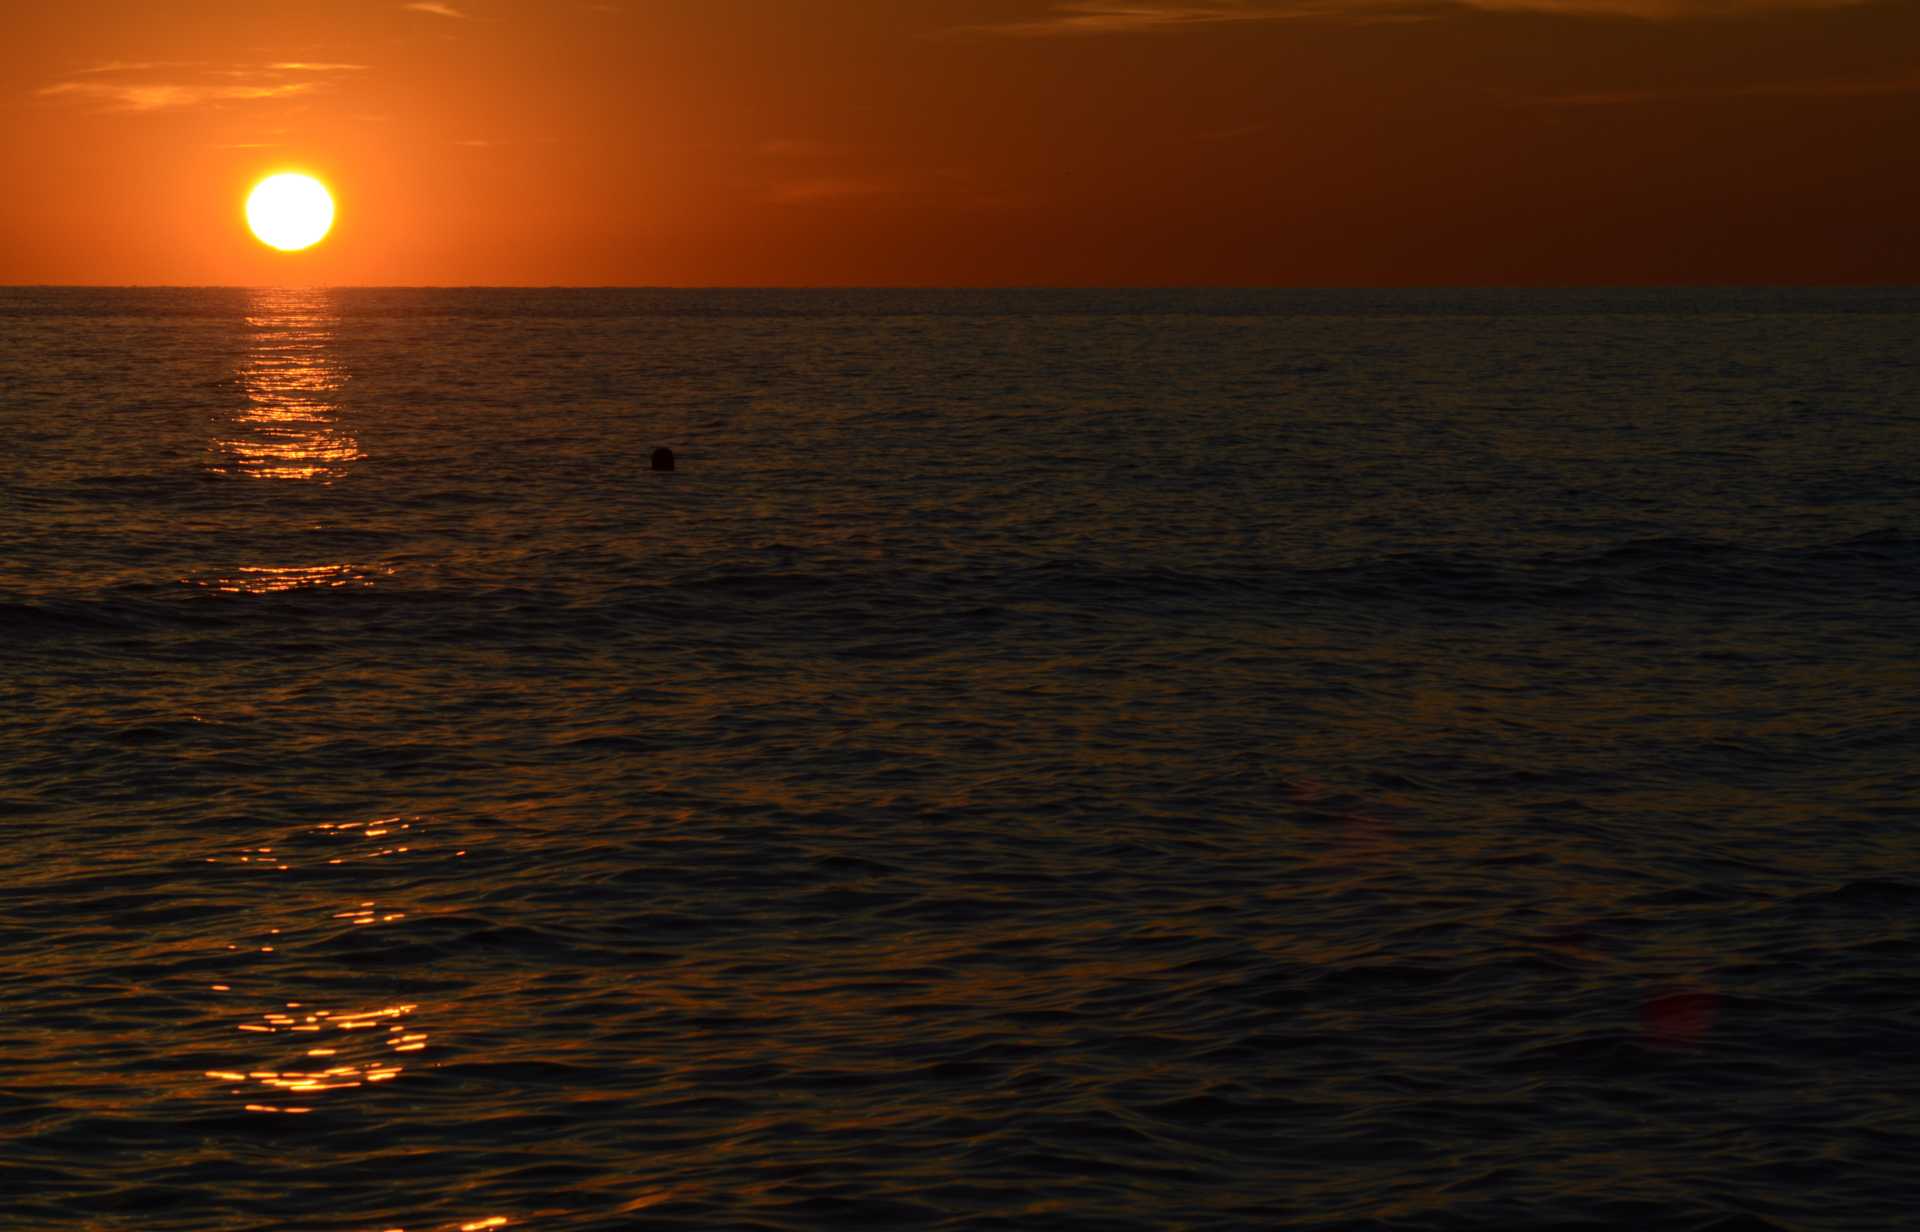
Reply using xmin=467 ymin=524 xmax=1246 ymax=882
xmin=36 ymin=60 xmax=365 ymax=113
xmin=759 ymin=137 xmax=850 ymax=159
xmin=37 ymin=80 xmax=318 ymax=112
xmin=970 ymin=1 xmax=1341 ymax=35
xmin=1468 ymin=0 xmax=1861 ymax=14
xmin=454 ymin=136 xmax=565 ymax=148
xmin=78 ymin=60 xmax=205 ymax=74
xmin=758 ymin=140 xmax=911 ymax=201
xmin=404 ymin=2 xmax=469 ymax=17
xmin=968 ymin=0 xmax=1864 ymax=32
xmin=766 ymin=165 xmax=1020 ymax=211
xmin=769 ymin=176 xmax=912 ymax=204
xmin=1538 ymin=73 xmax=1920 ymax=104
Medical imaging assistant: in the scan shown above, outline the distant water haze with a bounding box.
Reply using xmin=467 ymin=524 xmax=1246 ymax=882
xmin=1 ymin=288 xmax=1917 ymax=1230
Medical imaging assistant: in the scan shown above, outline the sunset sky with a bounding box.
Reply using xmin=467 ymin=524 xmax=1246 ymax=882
xmin=4 ymin=0 xmax=1917 ymax=285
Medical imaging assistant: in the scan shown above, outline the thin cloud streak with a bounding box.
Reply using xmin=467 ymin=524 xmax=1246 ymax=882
xmin=35 ymin=60 xmax=365 ymax=112
xmin=970 ymin=2 xmax=1349 ymax=35
xmin=78 ymin=60 xmax=206 ymax=74
xmin=403 ymin=2 xmax=470 ymax=17
xmin=759 ymin=137 xmax=851 ymax=159
xmin=766 ymin=166 xmax=1020 ymax=212
xmin=1470 ymin=0 xmax=1861 ymax=14
xmin=36 ymin=81 xmax=317 ymax=112
xmin=770 ymin=176 xmax=910 ymax=204
xmin=1538 ymin=73 xmax=1920 ymax=103
xmin=969 ymin=0 xmax=1865 ymax=33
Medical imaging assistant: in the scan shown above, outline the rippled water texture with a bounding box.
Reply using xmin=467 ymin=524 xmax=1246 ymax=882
xmin=2 ymin=288 xmax=1918 ymax=1231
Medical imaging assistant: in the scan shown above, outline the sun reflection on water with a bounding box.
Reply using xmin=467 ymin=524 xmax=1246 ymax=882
xmin=207 ymin=997 xmax=418 ymax=1108
xmin=199 ymin=815 xmax=463 ymax=1120
xmin=213 ymin=288 xmax=361 ymax=482
xmin=347 ymin=1217 xmax=510 ymax=1232
xmin=187 ymin=561 xmax=390 ymax=594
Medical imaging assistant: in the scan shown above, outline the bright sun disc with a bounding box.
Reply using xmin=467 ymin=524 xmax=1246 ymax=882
xmin=246 ymin=173 xmax=334 ymax=252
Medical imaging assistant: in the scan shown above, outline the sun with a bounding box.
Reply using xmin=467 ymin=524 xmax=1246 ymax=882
xmin=246 ymin=173 xmax=335 ymax=252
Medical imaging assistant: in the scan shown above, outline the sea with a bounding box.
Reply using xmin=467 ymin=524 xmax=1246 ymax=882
xmin=1 ymin=287 xmax=1916 ymax=1232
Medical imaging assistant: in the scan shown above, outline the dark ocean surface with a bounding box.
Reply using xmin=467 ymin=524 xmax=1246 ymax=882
xmin=2 ymin=287 xmax=1917 ymax=1232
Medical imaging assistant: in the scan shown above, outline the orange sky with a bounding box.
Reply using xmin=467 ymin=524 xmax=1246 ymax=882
xmin=3 ymin=0 xmax=1917 ymax=285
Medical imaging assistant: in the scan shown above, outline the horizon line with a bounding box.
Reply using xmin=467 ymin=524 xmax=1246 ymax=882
xmin=4 ymin=282 xmax=1918 ymax=292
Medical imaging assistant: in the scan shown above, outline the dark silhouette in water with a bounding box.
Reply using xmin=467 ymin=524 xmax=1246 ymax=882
xmin=650 ymin=446 xmax=675 ymax=472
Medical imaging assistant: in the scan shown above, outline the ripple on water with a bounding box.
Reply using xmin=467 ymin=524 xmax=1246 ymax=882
xmin=2 ymin=288 xmax=1918 ymax=1230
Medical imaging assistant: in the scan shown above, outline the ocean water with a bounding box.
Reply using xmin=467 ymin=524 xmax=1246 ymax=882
xmin=1 ymin=286 xmax=1917 ymax=1232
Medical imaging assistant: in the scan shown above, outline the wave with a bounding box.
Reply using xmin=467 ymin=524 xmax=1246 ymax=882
xmin=5 ymin=529 xmax=1914 ymax=649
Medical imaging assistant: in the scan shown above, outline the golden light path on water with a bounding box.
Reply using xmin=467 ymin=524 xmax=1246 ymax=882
xmin=198 ymin=288 xmax=386 ymax=596
xmin=216 ymin=288 xmax=361 ymax=483
xmin=189 ymin=562 xmax=383 ymax=594
xmin=197 ymin=310 xmax=427 ymax=1137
